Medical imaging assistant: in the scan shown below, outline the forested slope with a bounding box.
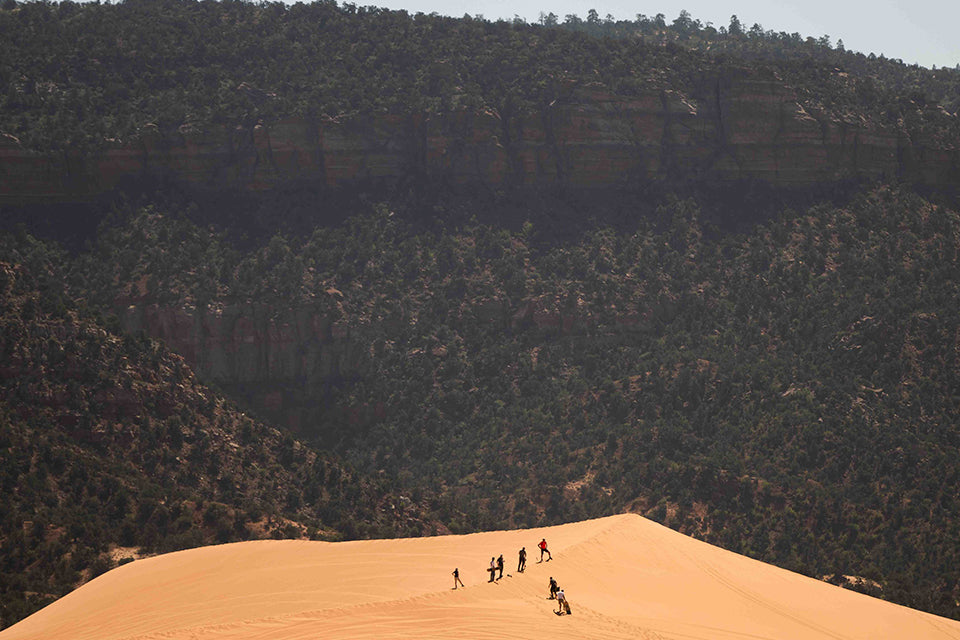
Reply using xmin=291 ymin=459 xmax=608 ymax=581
xmin=31 ymin=185 xmax=956 ymax=619
xmin=1 ymin=0 xmax=957 ymax=151
xmin=0 ymin=241 xmax=429 ymax=628
xmin=2 ymin=0 xmax=960 ymax=629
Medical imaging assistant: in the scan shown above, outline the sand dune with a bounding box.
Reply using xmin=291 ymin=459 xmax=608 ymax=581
xmin=4 ymin=514 xmax=960 ymax=640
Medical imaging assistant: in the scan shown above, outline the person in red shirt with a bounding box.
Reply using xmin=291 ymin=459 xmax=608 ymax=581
xmin=538 ymin=538 xmax=552 ymax=562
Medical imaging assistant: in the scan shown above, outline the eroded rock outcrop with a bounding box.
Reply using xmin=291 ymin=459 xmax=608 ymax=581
xmin=2 ymin=69 xmax=957 ymax=202
xmin=120 ymin=302 xmax=370 ymax=430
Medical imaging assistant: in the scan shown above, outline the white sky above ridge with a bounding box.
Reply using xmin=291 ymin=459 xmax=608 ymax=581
xmin=361 ymin=0 xmax=960 ymax=69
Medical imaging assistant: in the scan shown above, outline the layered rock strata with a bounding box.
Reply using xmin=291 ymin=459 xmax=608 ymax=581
xmin=2 ymin=69 xmax=957 ymax=202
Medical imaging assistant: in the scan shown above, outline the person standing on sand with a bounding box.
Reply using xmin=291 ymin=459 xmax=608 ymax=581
xmin=548 ymin=576 xmax=558 ymax=599
xmin=518 ymin=547 xmax=527 ymax=573
xmin=497 ymin=554 xmax=504 ymax=580
xmin=453 ymin=567 xmax=464 ymax=589
xmin=538 ymin=538 xmax=552 ymax=562
xmin=488 ymin=557 xmax=497 ymax=582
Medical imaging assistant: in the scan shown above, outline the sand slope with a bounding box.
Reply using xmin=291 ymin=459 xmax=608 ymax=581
xmin=4 ymin=514 xmax=960 ymax=640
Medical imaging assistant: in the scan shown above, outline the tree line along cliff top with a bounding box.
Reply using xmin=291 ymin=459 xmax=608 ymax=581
xmin=0 ymin=0 xmax=958 ymax=152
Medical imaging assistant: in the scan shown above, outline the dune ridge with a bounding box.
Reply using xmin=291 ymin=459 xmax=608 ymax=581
xmin=3 ymin=514 xmax=959 ymax=640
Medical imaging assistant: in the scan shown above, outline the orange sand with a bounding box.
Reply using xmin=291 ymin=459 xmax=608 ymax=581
xmin=4 ymin=514 xmax=959 ymax=640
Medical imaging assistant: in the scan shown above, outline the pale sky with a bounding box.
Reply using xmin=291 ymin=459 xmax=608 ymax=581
xmin=365 ymin=0 xmax=960 ymax=69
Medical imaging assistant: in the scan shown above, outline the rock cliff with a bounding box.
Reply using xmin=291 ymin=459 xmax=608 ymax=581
xmin=120 ymin=301 xmax=369 ymax=432
xmin=117 ymin=283 xmax=619 ymax=431
xmin=2 ymin=69 xmax=957 ymax=203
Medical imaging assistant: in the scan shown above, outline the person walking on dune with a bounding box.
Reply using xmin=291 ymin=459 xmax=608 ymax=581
xmin=518 ymin=546 xmax=527 ymax=573
xmin=548 ymin=576 xmax=558 ymax=599
xmin=538 ymin=538 xmax=552 ymax=562
xmin=488 ymin=557 xmax=497 ymax=582
xmin=497 ymin=554 xmax=504 ymax=580
xmin=453 ymin=567 xmax=464 ymax=589
xmin=556 ymin=587 xmax=569 ymax=615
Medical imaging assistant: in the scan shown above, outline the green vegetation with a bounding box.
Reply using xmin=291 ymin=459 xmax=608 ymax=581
xmin=2 ymin=0 xmax=960 ymax=630
xmin=0 ymin=1 xmax=957 ymax=151
xmin=556 ymin=10 xmax=960 ymax=119
xmin=6 ymin=185 xmax=951 ymax=621
xmin=0 ymin=241 xmax=430 ymax=628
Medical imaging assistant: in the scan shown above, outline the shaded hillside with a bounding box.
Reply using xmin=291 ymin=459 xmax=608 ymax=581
xmin=2 ymin=0 xmax=960 ymax=629
xmin=1 ymin=1 xmax=956 ymax=150
xmin=0 ymin=249 xmax=431 ymax=629
xmin=0 ymin=1 xmax=958 ymax=203
xmin=47 ymin=185 xmax=960 ymax=619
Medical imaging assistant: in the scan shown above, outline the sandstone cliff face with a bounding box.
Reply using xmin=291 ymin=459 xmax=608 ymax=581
xmin=121 ymin=302 xmax=370 ymax=431
xmin=2 ymin=69 xmax=957 ymax=202
xmin=119 ymin=291 xmax=622 ymax=432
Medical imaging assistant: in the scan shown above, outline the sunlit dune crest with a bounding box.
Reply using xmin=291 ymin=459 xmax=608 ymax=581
xmin=4 ymin=514 xmax=959 ymax=640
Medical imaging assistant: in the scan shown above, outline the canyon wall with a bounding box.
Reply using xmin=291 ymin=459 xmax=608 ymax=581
xmin=2 ymin=69 xmax=958 ymax=203
xmin=12 ymin=68 xmax=959 ymax=432
xmin=120 ymin=301 xmax=368 ymax=432
xmin=118 ymin=294 xmax=598 ymax=433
